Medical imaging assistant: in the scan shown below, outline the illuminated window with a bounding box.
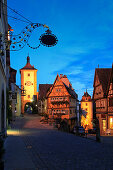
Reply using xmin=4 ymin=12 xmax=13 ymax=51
xmin=110 ymin=117 xmax=113 ymax=129
xmin=28 ymin=73 xmax=30 ymax=76
xmin=28 ymin=95 xmax=30 ymax=98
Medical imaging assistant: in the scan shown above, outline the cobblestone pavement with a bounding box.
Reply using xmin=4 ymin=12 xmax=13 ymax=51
xmin=4 ymin=114 xmax=113 ymax=170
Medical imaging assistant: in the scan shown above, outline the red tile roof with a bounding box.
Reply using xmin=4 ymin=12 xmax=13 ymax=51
xmin=81 ymin=91 xmax=91 ymax=101
xmin=95 ymin=68 xmax=111 ymax=95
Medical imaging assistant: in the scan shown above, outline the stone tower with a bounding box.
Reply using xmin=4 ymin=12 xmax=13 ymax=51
xmin=20 ymin=55 xmax=37 ymax=114
xmin=81 ymin=90 xmax=93 ymax=130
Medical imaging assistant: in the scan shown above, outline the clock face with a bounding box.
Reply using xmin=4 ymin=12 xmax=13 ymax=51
xmin=26 ymin=81 xmax=32 ymax=86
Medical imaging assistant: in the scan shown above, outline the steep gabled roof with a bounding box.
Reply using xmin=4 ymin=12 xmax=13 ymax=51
xmin=95 ymin=68 xmax=111 ymax=95
xmin=46 ymin=74 xmax=62 ymax=96
xmin=106 ymin=64 xmax=113 ymax=95
xmin=81 ymin=91 xmax=91 ymax=101
xmin=39 ymin=84 xmax=52 ymax=99
xmin=63 ymin=83 xmax=77 ymax=99
xmin=47 ymin=74 xmax=78 ymax=99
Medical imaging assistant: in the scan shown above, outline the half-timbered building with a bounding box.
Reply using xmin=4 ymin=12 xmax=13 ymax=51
xmin=46 ymin=74 xmax=79 ymax=124
xmin=93 ymin=65 xmax=113 ymax=135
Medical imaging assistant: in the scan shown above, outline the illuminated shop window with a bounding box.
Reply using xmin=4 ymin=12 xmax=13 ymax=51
xmin=110 ymin=117 xmax=113 ymax=129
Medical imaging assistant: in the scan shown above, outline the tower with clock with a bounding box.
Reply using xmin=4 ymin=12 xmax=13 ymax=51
xmin=20 ymin=55 xmax=37 ymax=114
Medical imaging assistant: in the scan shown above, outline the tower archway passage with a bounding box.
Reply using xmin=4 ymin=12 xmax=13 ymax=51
xmin=24 ymin=102 xmax=33 ymax=114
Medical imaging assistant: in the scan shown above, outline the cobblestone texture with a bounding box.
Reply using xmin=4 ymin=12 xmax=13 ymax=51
xmin=4 ymin=114 xmax=113 ymax=170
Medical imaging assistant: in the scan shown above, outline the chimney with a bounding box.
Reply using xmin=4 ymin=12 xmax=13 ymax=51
xmin=60 ymin=74 xmax=63 ymax=78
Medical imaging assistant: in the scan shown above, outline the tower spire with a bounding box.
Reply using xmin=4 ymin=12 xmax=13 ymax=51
xmin=27 ymin=54 xmax=30 ymax=64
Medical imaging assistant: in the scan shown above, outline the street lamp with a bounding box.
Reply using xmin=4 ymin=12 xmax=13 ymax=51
xmin=19 ymin=85 xmax=26 ymax=96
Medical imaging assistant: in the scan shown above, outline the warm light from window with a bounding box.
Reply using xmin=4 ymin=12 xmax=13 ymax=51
xmin=110 ymin=117 xmax=113 ymax=129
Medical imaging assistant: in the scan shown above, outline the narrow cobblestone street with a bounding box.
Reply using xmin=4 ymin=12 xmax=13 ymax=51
xmin=4 ymin=114 xmax=113 ymax=170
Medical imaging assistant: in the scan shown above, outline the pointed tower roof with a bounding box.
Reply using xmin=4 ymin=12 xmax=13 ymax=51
xmin=81 ymin=90 xmax=92 ymax=101
xmin=20 ymin=55 xmax=37 ymax=71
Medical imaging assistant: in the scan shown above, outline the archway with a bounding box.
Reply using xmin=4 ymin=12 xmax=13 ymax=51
xmin=24 ymin=102 xmax=38 ymax=114
xmin=24 ymin=102 xmax=33 ymax=114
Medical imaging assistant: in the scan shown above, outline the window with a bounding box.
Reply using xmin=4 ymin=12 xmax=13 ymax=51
xmin=28 ymin=95 xmax=30 ymax=98
xmin=110 ymin=117 xmax=113 ymax=129
xmin=86 ymin=103 xmax=87 ymax=106
xmin=86 ymin=108 xmax=87 ymax=111
xmin=28 ymin=73 xmax=30 ymax=76
xmin=56 ymin=89 xmax=61 ymax=92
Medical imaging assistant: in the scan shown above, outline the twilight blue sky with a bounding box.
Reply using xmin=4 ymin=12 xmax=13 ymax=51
xmin=7 ymin=0 xmax=113 ymax=100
